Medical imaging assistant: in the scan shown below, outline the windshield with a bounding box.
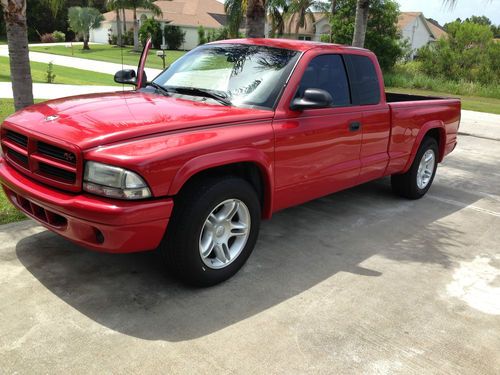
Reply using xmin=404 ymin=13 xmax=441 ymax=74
xmin=152 ymin=44 xmax=301 ymax=110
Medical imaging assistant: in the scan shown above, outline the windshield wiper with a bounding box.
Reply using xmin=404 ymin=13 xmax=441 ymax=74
xmin=165 ymin=86 xmax=232 ymax=106
xmin=148 ymin=82 xmax=172 ymax=97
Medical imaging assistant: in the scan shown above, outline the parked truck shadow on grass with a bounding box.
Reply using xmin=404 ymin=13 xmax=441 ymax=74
xmin=14 ymin=176 xmax=475 ymax=342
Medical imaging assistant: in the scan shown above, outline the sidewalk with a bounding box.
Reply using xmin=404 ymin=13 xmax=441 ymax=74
xmin=459 ymin=110 xmax=500 ymax=141
xmin=0 ymin=43 xmax=162 ymax=79
xmin=0 ymin=82 xmax=130 ymax=100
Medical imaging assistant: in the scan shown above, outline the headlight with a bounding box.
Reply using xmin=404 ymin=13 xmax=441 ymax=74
xmin=83 ymin=161 xmax=152 ymax=200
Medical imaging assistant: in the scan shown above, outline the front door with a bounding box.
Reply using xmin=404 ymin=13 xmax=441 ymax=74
xmin=272 ymin=54 xmax=363 ymax=211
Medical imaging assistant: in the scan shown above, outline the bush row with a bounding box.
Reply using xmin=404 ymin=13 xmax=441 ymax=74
xmin=40 ymin=30 xmax=66 ymax=43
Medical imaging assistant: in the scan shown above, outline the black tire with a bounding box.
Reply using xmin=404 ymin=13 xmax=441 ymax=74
xmin=159 ymin=177 xmax=261 ymax=286
xmin=391 ymin=137 xmax=439 ymax=199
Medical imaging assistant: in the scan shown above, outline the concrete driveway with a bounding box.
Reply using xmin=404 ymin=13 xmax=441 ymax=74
xmin=1 ymin=112 xmax=499 ymax=374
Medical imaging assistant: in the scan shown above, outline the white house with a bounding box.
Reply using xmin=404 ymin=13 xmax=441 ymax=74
xmin=397 ymin=12 xmax=448 ymax=58
xmin=90 ymin=0 xmax=228 ymax=50
xmin=270 ymin=11 xmax=447 ymax=59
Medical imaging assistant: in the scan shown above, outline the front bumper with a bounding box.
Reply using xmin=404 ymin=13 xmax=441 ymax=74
xmin=0 ymin=158 xmax=173 ymax=253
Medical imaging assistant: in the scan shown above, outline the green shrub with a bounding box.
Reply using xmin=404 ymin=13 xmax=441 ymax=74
xmin=417 ymin=21 xmax=499 ymax=86
xmin=52 ymin=30 xmax=65 ymax=42
xmin=139 ymin=18 xmax=162 ymax=49
xmin=46 ymin=62 xmax=56 ymax=83
xmin=206 ymin=27 xmax=230 ymax=43
xmin=164 ymin=25 xmax=185 ymax=50
xmin=198 ymin=25 xmax=207 ymax=45
xmin=40 ymin=33 xmax=55 ymax=43
xmin=320 ymin=34 xmax=331 ymax=43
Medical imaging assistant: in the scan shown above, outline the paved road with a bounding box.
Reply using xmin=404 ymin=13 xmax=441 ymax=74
xmin=0 ymin=112 xmax=499 ymax=374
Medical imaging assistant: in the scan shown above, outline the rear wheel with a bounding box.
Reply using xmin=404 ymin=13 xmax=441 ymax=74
xmin=159 ymin=177 xmax=261 ymax=286
xmin=391 ymin=137 xmax=438 ymax=199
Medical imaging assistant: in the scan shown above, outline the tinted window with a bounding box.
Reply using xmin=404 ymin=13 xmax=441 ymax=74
xmin=345 ymin=55 xmax=380 ymax=105
xmin=296 ymin=54 xmax=351 ymax=107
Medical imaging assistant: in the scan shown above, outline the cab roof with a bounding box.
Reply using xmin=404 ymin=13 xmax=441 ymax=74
xmin=209 ymin=38 xmax=369 ymax=53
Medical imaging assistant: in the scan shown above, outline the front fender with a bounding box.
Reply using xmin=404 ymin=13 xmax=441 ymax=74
xmin=168 ymin=148 xmax=274 ymax=218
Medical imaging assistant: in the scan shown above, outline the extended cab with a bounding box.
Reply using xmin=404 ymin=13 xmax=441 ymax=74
xmin=0 ymin=39 xmax=460 ymax=285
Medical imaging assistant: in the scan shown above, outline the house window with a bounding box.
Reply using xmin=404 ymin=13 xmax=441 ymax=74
xmin=298 ymin=36 xmax=312 ymax=41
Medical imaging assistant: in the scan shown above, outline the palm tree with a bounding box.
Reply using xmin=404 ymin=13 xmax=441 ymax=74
xmin=123 ymin=0 xmax=162 ymax=51
xmin=224 ymin=0 xmax=246 ymax=38
xmin=352 ymin=0 xmax=369 ymax=47
xmin=107 ymin=0 xmax=125 ymax=46
xmin=286 ymin=0 xmax=317 ymax=34
xmin=42 ymin=0 xmax=66 ymax=18
xmin=246 ymin=0 xmax=266 ymax=37
xmin=268 ymin=0 xmax=287 ymax=37
xmin=1 ymin=0 xmax=33 ymax=111
xmin=68 ymin=6 xmax=105 ymax=50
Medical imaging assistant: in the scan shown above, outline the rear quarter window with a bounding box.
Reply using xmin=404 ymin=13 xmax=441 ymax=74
xmin=345 ymin=55 xmax=380 ymax=105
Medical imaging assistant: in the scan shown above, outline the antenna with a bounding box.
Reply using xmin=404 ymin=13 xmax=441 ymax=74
xmin=121 ymin=37 xmax=125 ymax=92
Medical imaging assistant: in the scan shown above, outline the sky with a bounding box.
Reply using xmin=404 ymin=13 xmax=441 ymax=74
xmin=397 ymin=0 xmax=500 ymax=26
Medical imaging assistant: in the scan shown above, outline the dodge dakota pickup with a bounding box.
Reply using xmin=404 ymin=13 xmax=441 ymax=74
xmin=0 ymin=39 xmax=460 ymax=286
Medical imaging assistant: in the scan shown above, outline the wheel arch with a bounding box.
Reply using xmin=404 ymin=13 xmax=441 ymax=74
xmin=168 ymin=149 xmax=274 ymax=219
xmin=403 ymin=121 xmax=445 ymax=172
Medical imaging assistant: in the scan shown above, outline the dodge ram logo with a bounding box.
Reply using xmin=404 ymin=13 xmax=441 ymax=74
xmin=63 ymin=152 xmax=75 ymax=162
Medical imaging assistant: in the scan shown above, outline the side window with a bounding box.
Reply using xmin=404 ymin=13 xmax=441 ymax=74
xmin=345 ymin=55 xmax=380 ymax=105
xmin=296 ymin=54 xmax=351 ymax=107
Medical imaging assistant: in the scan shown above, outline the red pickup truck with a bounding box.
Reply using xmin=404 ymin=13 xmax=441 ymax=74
xmin=0 ymin=39 xmax=460 ymax=285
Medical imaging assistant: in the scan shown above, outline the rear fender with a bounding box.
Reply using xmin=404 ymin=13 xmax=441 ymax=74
xmin=168 ymin=148 xmax=274 ymax=218
xmin=403 ymin=120 xmax=445 ymax=172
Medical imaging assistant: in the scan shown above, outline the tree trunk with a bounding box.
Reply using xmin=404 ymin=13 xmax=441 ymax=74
xmin=331 ymin=0 xmax=337 ymax=17
xmin=245 ymin=0 xmax=265 ymax=38
xmin=115 ymin=8 xmax=122 ymax=46
xmin=352 ymin=0 xmax=369 ymax=47
xmin=330 ymin=0 xmax=337 ymax=41
xmin=133 ymin=7 xmax=139 ymax=51
xmin=83 ymin=34 xmax=90 ymax=50
xmin=122 ymin=8 xmax=126 ymax=33
xmin=1 ymin=0 xmax=33 ymax=111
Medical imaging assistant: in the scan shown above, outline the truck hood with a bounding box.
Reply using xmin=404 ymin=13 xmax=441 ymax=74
xmin=4 ymin=91 xmax=273 ymax=150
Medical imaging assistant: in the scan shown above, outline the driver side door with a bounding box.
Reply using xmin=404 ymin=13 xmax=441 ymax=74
xmin=272 ymin=54 xmax=363 ymax=211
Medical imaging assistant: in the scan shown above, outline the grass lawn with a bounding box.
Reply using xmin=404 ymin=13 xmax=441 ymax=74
xmin=0 ymin=56 xmax=118 ymax=86
xmin=387 ymin=87 xmax=500 ymax=115
xmin=0 ymin=99 xmax=29 ymax=224
xmin=30 ymin=44 xmax=186 ymax=70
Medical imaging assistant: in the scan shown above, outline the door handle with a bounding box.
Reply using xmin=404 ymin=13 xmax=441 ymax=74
xmin=349 ymin=121 xmax=361 ymax=131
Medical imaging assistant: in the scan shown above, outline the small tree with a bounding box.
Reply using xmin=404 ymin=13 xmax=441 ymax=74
xmin=68 ymin=6 xmax=104 ymax=50
xmin=46 ymin=61 xmax=56 ymax=83
xmin=164 ymin=24 xmax=185 ymax=50
xmin=123 ymin=0 xmax=162 ymax=52
xmin=139 ymin=17 xmax=161 ymax=48
xmin=198 ymin=25 xmax=206 ymax=45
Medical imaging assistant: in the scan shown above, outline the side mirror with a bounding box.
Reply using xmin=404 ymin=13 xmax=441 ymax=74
xmin=290 ymin=88 xmax=333 ymax=111
xmin=114 ymin=69 xmax=137 ymax=85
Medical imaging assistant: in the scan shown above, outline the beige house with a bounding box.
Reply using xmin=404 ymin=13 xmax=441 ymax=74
xmin=90 ymin=0 xmax=227 ymax=50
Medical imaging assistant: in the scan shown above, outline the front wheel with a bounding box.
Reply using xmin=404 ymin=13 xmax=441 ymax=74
xmin=391 ymin=137 xmax=439 ymax=199
xmin=159 ymin=177 xmax=261 ymax=286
